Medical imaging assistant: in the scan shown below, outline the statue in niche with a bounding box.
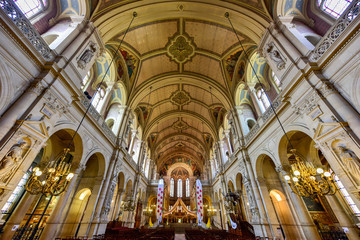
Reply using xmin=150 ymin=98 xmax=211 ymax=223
xmin=0 ymin=142 xmax=27 ymax=182
xmin=338 ymin=146 xmax=360 ymax=184
xmin=265 ymin=42 xmax=286 ymax=70
xmin=78 ymin=43 xmax=97 ymax=69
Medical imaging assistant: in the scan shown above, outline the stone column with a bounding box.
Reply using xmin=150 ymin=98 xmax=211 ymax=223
xmin=112 ymin=190 xmax=124 ymax=220
xmin=325 ymin=194 xmax=359 ymax=239
xmin=87 ymin=157 xmax=116 ymax=236
xmin=256 ymin=177 xmax=280 ymax=238
xmin=276 ymin=166 xmax=320 ymax=240
xmin=75 ymin=176 xmax=104 ymax=237
xmin=0 ymin=80 xmax=46 ymax=141
xmin=40 ymin=164 xmax=85 ymax=240
xmin=242 ymin=156 xmax=273 ymax=237
xmin=319 ymin=81 xmax=360 ymax=143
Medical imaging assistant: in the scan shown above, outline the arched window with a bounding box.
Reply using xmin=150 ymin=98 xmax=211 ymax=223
xmin=256 ymin=88 xmax=270 ymax=112
xmin=271 ymin=71 xmax=282 ymax=92
xmin=92 ymin=87 xmax=106 ymax=111
xmin=186 ymin=178 xmax=190 ymax=197
xmin=170 ymin=178 xmax=174 ymax=197
xmin=14 ymin=0 xmax=47 ymax=18
xmin=145 ymin=159 xmax=151 ymax=178
xmin=81 ymin=71 xmax=91 ymax=90
xmin=177 ymin=179 xmax=182 ymax=198
xmin=317 ymin=0 xmax=352 ymax=19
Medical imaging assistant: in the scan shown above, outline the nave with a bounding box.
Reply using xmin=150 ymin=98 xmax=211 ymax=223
xmin=0 ymin=0 xmax=359 ymax=240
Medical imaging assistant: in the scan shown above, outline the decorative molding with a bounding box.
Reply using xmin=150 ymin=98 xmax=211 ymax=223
xmin=264 ymin=42 xmax=286 ymax=70
xmin=169 ymin=90 xmax=191 ymax=106
xmin=166 ymin=34 xmax=196 ymax=64
xmin=172 ymin=119 xmax=189 ymax=130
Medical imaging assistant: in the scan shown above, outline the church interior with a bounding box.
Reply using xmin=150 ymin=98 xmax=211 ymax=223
xmin=0 ymin=0 xmax=359 ymax=239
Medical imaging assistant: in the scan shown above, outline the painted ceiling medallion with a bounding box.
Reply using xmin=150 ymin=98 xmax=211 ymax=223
xmin=170 ymin=90 xmax=191 ymax=106
xmin=172 ymin=119 xmax=189 ymax=130
xmin=166 ymin=34 xmax=196 ymax=63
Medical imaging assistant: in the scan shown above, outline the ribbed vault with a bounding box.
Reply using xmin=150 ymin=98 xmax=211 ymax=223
xmin=92 ymin=0 xmax=271 ymax=176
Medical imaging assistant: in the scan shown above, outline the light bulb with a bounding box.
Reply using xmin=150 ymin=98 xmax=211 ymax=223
xmin=48 ymin=168 xmax=55 ymax=173
xmin=294 ymin=170 xmax=300 ymax=176
xmin=324 ymin=172 xmax=331 ymax=177
xmin=41 ymin=180 xmax=46 ymax=185
xmin=66 ymin=173 xmax=74 ymax=180
xmin=310 ymin=176 xmax=316 ymax=180
xmin=317 ymin=168 xmax=324 ymax=174
xmin=292 ymin=177 xmax=299 ymax=182
xmin=284 ymin=175 xmax=290 ymax=181
xmin=33 ymin=167 xmax=39 ymax=173
xmin=35 ymin=171 xmax=42 ymax=176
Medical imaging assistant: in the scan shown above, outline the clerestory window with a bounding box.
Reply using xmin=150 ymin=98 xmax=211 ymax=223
xmin=256 ymin=88 xmax=270 ymax=112
xmin=317 ymin=0 xmax=352 ymax=19
xmin=14 ymin=0 xmax=47 ymax=18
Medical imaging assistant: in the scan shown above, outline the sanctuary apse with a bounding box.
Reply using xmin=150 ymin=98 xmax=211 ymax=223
xmin=0 ymin=0 xmax=359 ymax=239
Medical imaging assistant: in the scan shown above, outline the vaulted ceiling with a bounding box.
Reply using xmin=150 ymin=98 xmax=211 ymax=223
xmin=92 ymin=0 xmax=271 ymax=175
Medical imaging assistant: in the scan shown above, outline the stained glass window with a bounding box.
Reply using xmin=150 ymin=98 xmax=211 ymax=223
xmin=170 ymin=178 xmax=174 ymax=197
xmin=1 ymin=169 xmax=31 ymax=213
xmin=332 ymin=170 xmax=360 ymax=216
xmin=177 ymin=179 xmax=182 ymax=198
xmin=14 ymin=0 xmax=47 ymax=18
xmin=317 ymin=0 xmax=352 ymax=18
xmin=186 ymin=178 xmax=190 ymax=197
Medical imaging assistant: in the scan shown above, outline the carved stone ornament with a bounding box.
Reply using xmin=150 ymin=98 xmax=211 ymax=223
xmin=172 ymin=119 xmax=189 ymax=130
xmin=78 ymin=42 xmax=97 ymax=69
xmin=265 ymin=42 xmax=286 ymax=70
xmin=101 ymin=177 xmax=118 ymax=220
xmin=250 ymin=207 xmax=260 ymax=223
xmin=28 ymin=80 xmax=46 ymax=96
xmin=170 ymin=90 xmax=191 ymax=106
xmin=0 ymin=142 xmax=27 ymax=183
xmin=167 ymin=34 xmax=196 ymax=64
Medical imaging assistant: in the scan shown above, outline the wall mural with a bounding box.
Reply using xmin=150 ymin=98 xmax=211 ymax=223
xmin=159 ymin=157 xmax=200 ymax=177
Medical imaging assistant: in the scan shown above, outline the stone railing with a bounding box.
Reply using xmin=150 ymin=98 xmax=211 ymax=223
xmin=0 ymin=0 xmax=54 ymax=61
xmin=245 ymin=96 xmax=282 ymax=143
xmin=124 ymin=151 xmax=138 ymax=170
xmin=80 ymin=96 xmax=116 ymax=143
xmin=310 ymin=1 xmax=360 ymax=61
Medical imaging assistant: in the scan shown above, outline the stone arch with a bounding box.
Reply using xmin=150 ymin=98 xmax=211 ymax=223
xmin=166 ymin=163 xmax=194 ymax=177
xmin=118 ymin=172 xmax=125 ymax=192
xmin=0 ymin=61 xmax=13 ymax=115
xmin=227 ymin=180 xmax=235 ymax=192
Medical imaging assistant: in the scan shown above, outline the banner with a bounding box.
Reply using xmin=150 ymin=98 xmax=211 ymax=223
xmin=196 ymin=179 xmax=203 ymax=224
xmin=156 ymin=179 xmax=164 ymax=224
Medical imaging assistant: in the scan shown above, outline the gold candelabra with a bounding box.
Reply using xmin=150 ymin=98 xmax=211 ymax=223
xmin=143 ymin=206 xmax=153 ymax=216
xmin=207 ymin=205 xmax=217 ymax=217
xmin=25 ymin=148 xmax=74 ymax=196
xmin=284 ymin=149 xmax=337 ymax=197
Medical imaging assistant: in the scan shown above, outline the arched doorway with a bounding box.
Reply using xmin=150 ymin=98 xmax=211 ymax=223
xmin=61 ymin=152 xmax=105 ymax=237
xmin=256 ymin=154 xmax=303 ymax=239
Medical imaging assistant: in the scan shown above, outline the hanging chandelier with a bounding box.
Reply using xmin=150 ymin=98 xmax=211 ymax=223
xmin=225 ymin=13 xmax=337 ymax=198
xmin=25 ymin=148 xmax=74 ymax=196
xmin=283 ymin=149 xmax=337 ymax=197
